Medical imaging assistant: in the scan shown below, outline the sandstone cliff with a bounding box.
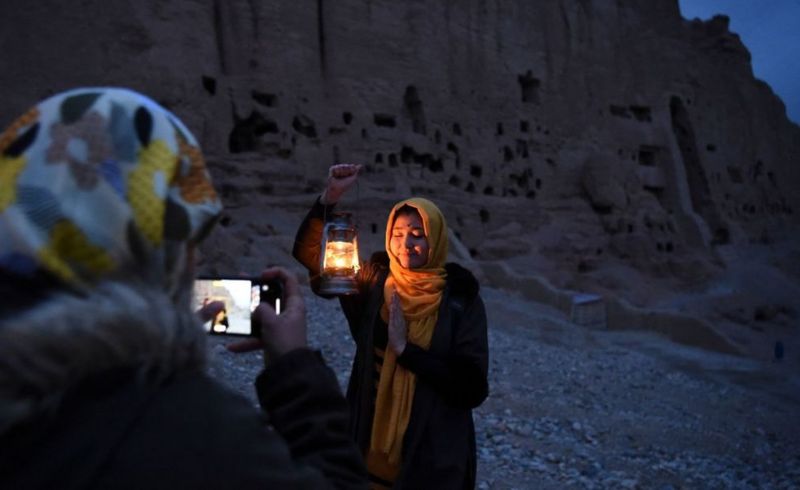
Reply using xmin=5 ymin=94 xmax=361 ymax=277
xmin=2 ymin=0 xmax=798 ymax=356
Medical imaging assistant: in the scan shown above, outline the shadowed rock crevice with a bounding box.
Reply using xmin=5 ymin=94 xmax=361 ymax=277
xmin=403 ymin=85 xmax=426 ymax=135
xmin=212 ymin=0 xmax=227 ymax=73
xmin=518 ymin=70 xmax=541 ymax=103
xmin=399 ymin=145 xmax=442 ymax=173
xmin=317 ymin=0 xmax=327 ymax=75
xmin=228 ymin=110 xmax=279 ymax=153
xmin=373 ymin=113 xmax=396 ymax=127
xmin=670 ymin=96 xmax=728 ymax=245
xmin=202 ymin=76 xmax=217 ymax=95
xmin=292 ymin=115 xmax=318 ymax=138
xmin=251 ymin=91 xmax=277 ymax=107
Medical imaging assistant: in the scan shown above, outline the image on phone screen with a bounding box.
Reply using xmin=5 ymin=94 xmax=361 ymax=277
xmin=193 ymin=278 xmax=264 ymax=335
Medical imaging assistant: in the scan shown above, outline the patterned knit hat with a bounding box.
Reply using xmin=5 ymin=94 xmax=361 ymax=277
xmin=0 ymin=87 xmax=222 ymax=292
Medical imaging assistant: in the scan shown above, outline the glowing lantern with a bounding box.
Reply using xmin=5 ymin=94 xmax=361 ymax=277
xmin=319 ymin=212 xmax=360 ymax=295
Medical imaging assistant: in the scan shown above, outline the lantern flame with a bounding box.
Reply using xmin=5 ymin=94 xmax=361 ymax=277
xmin=318 ymin=212 xmax=361 ymax=295
xmin=323 ymin=240 xmax=360 ymax=274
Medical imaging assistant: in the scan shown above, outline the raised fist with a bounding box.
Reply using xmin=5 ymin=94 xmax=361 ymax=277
xmin=321 ymin=163 xmax=362 ymax=205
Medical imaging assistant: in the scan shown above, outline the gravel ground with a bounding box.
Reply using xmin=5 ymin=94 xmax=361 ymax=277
xmin=207 ymin=287 xmax=800 ymax=489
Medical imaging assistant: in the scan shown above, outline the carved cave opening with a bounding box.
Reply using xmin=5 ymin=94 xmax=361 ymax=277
xmin=201 ymin=76 xmax=216 ymax=95
xmin=292 ymin=115 xmax=317 ymax=138
xmin=400 ymin=145 xmax=442 ymax=173
xmin=403 ymin=85 xmax=426 ymax=135
xmin=228 ymin=110 xmax=279 ymax=153
xmin=374 ymin=113 xmax=396 ymax=127
xmin=252 ymin=91 xmax=277 ymax=107
xmin=518 ymin=70 xmax=541 ymax=103
xmin=510 ymin=169 xmax=531 ymax=188
xmin=516 ymin=140 xmax=529 ymax=158
xmin=503 ymin=146 xmax=514 ymax=162
xmin=630 ymin=105 xmax=652 ymax=122
xmin=401 ymin=146 xmax=413 ymax=163
xmin=638 ymin=146 xmax=658 ymax=166
xmin=750 ymin=160 xmax=764 ymax=182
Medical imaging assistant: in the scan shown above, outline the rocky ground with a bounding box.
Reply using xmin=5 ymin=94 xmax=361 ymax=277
xmin=207 ymin=286 xmax=800 ymax=489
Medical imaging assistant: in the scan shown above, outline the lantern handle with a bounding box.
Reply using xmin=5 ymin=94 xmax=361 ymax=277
xmin=355 ymin=175 xmax=360 ymax=228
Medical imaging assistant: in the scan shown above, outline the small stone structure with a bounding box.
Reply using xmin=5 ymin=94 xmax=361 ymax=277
xmin=570 ymin=294 xmax=607 ymax=329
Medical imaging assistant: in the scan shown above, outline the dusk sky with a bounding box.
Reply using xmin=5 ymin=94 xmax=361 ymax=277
xmin=677 ymin=0 xmax=800 ymax=124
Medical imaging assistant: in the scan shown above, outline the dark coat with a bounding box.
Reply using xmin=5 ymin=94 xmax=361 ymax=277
xmin=0 ymin=270 xmax=368 ymax=490
xmin=293 ymin=199 xmax=489 ymax=489
xmin=0 ymin=349 xmax=366 ymax=490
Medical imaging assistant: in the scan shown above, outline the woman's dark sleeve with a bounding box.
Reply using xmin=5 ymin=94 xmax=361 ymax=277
xmin=89 ymin=350 xmax=367 ymax=490
xmin=397 ymin=294 xmax=489 ymax=409
xmin=255 ymin=348 xmax=368 ymax=488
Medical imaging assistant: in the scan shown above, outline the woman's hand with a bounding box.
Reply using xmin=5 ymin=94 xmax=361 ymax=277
xmin=227 ymin=267 xmax=307 ymax=366
xmin=387 ymin=291 xmax=407 ymax=356
xmin=320 ymin=163 xmax=361 ymax=205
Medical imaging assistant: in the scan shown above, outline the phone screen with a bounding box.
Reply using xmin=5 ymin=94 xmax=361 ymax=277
xmin=193 ymin=278 xmax=282 ymax=336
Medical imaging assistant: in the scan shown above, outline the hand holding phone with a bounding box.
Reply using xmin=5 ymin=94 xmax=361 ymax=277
xmin=225 ymin=267 xmax=308 ymax=366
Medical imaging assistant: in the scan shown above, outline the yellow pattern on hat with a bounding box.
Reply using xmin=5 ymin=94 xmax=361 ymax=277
xmin=0 ymin=155 xmax=27 ymax=211
xmin=128 ymin=139 xmax=177 ymax=246
xmin=37 ymin=220 xmax=115 ymax=282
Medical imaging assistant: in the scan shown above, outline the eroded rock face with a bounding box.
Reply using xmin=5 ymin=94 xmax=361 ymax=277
xmin=1 ymin=1 xmax=798 ymax=323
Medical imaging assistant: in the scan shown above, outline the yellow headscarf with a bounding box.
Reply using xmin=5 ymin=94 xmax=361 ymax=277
xmin=368 ymin=197 xmax=448 ymax=476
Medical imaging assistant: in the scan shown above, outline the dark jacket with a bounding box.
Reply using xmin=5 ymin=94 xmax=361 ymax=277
xmin=293 ymin=199 xmax=489 ymax=489
xmin=0 ymin=279 xmax=367 ymax=490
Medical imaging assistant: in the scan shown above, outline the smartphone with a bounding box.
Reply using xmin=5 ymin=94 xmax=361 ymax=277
xmin=194 ymin=276 xmax=283 ymax=337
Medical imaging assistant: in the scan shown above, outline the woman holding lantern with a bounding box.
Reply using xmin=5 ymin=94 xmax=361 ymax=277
xmin=293 ymin=164 xmax=489 ymax=489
